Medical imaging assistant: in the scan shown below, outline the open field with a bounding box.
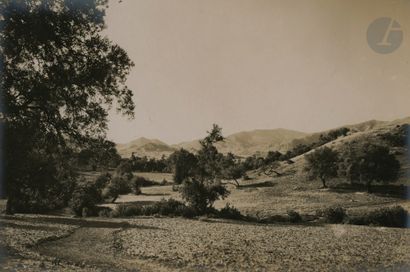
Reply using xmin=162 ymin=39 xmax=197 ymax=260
xmin=1 ymin=169 xmax=409 ymax=271
xmin=1 ymin=215 xmax=410 ymax=271
xmin=2 ymin=120 xmax=409 ymax=271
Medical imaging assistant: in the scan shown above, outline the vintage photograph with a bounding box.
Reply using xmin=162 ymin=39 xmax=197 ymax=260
xmin=0 ymin=0 xmax=409 ymax=271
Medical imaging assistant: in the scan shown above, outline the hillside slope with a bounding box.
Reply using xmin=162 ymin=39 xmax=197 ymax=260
xmin=117 ymin=129 xmax=307 ymax=158
xmin=174 ymin=128 xmax=307 ymax=157
xmin=116 ymin=137 xmax=175 ymax=158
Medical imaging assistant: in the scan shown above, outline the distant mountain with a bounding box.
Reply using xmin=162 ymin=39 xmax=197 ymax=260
xmin=116 ymin=137 xmax=175 ymax=158
xmin=116 ymin=129 xmax=307 ymax=158
xmin=116 ymin=118 xmax=410 ymax=159
xmin=173 ymin=129 xmax=308 ymax=157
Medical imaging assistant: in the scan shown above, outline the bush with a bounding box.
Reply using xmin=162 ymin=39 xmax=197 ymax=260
xmin=219 ymin=203 xmax=243 ymax=220
xmin=318 ymin=206 xmax=346 ymax=223
xmin=95 ymin=172 xmax=112 ymax=190
xmin=180 ymin=179 xmax=229 ymax=214
xmin=287 ymin=210 xmax=302 ymax=223
xmin=97 ymin=207 xmax=113 ymax=217
xmin=103 ymin=176 xmax=132 ymax=203
xmin=123 ymin=204 xmax=142 ymax=217
xmin=109 ymin=199 xmax=198 ymax=218
xmin=132 ymin=176 xmax=157 ymax=187
xmin=348 ymin=206 xmax=408 ymax=228
xmin=69 ymin=179 xmax=102 ymax=216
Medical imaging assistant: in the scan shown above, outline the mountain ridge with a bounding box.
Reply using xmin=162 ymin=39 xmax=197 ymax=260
xmin=115 ymin=117 xmax=409 ymax=159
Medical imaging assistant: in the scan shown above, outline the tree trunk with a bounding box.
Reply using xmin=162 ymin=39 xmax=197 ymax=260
xmin=366 ymin=180 xmax=372 ymax=193
xmin=320 ymin=177 xmax=327 ymax=188
xmin=5 ymin=198 xmax=14 ymax=215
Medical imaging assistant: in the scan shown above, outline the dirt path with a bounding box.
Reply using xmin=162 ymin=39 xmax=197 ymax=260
xmin=37 ymin=226 xmax=173 ymax=272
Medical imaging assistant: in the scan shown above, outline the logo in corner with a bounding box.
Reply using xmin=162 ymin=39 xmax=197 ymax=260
xmin=367 ymin=17 xmax=403 ymax=54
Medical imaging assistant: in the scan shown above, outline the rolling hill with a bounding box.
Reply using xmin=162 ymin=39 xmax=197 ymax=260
xmin=116 ymin=117 xmax=410 ymax=159
xmin=116 ymin=129 xmax=307 ymax=158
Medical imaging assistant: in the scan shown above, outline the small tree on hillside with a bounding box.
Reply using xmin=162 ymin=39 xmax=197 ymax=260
xmin=339 ymin=143 xmax=400 ymax=192
xmin=180 ymin=124 xmax=230 ymax=213
xmin=222 ymin=153 xmax=245 ymax=187
xmin=102 ymin=161 xmax=133 ymax=203
xmin=305 ymin=147 xmax=339 ymax=188
xmin=169 ymin=149 xmax=198 ymax=184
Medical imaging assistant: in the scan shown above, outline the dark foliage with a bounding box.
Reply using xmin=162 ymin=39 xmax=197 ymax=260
xmin=305 ymin=147 xmax=339 ymax=188
xmin=339 ymin=143 xmax=400 ymax=192
xmin=348 ymin=206 xmax=408 ymax=228
xmin=1 ymin=0 xmax=134 ymax=213
xmin=218 ymin=203 xmax=243 ymax=220
xmin=287 ymin=210 xmax=302 ymax=223
xmin=76 ymin=139 xmax=121 ymax=171
xmin=132 ymin=176 xmax=157 ymax=187
xmin=180 ymin=179 xmax=229 ymax=214
xmin=318 ymin=206 xmax=346 ymax=223
xmin=69 ymin=179 xmax=102 ymax=216
xmin=177 ymin=125 xmax=231 ymax=213
xmin=103 ymin=176 xmax=132 ymax=203
xmin=130 ymin=154 xmax=170 ymax=173
xmin=168 ymin=149 xmax=198 ymax=184
xmin=112 ymin=199 xmax=197 ymax=218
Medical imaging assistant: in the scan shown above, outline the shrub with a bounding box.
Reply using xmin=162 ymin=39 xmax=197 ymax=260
xmin=94 ymin=172 xmax=112 ymax=190
xmin=349 ymin=206 xmax=408 ymax=228
xmin=219 ymin=203 xmax=243 ymax=220
xmin=108 ymin=199 xmax=199 ymax=218
xmin=287 ymin=210 xmax=302 ymax=223
xmin=180 ymin=179 xmax=229 ymax=214
xmin=132 ymin=176 xmax=157 ymax=187
xmin=69 ymin=179 xmax=102 ymax=216
xmin=97 ymin=207 xmax=113 ymax=217
xmin=103 ymin=177 xmax=132 ymax=203
xmin=318 ymin=206 xmax=346 ymax=223
xmin=123 ymin=205 xmax=142 ymax=216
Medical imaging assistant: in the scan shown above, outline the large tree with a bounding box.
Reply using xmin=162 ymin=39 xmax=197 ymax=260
xmin=169 ymin=148 xmax=198 ymax=184
xmin=339 ymin=143 xmax=400 ymax=192
xmin=305 ymin=146 xmax=339 ymax=188
xmin=1 ymin=0 xmax=134 ymax=213
xmin=180 ymin=124 xmax=229 ymax=213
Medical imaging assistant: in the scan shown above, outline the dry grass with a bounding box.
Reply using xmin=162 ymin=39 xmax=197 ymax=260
xmin=2 ymin=215 xmax=409 ymax=271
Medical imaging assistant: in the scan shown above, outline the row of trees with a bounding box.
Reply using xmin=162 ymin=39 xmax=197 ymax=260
xmin=305 ymin=143 xmax=401 ymax=191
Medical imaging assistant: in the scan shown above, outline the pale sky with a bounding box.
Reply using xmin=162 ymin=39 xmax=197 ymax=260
xmin=104 ymin=0 xmax=410 ymax=145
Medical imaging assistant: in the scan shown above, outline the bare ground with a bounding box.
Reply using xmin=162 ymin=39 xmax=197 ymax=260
xmin=1 ymin=214 xmax=410 ymax=271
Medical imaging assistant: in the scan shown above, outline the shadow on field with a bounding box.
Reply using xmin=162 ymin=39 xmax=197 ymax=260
xmin=330 ymin=183 xmax=409 ymax=199
xmin=139 ymin=193 xmax=171 ymax=196
xmin=120 ymin=200 xmax=157 ymax=206
xmin=0 ymin=216 xmax=160 ymax=230
xmin=238 ymin=181 xmax=277 ymax=189
xmin=198 ymin=217 xmax=325 ymax=228
xmin=0 ymin=221 xmax=62 ymax=232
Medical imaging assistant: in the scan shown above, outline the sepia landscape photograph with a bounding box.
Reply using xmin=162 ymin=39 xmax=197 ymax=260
xmin=0 ymin=0 xmax=409 ymax=271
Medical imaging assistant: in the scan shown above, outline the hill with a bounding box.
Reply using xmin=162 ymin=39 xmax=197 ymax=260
xmin=116 ymin=129 xmax=307 ymax=158
xmin=174 ymin=128 xmax=307 ymax=157
xmin=115 ymin=117 xmax=409 ymax=159
xmin=116 ymin=137 xmax=175 ymax=158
